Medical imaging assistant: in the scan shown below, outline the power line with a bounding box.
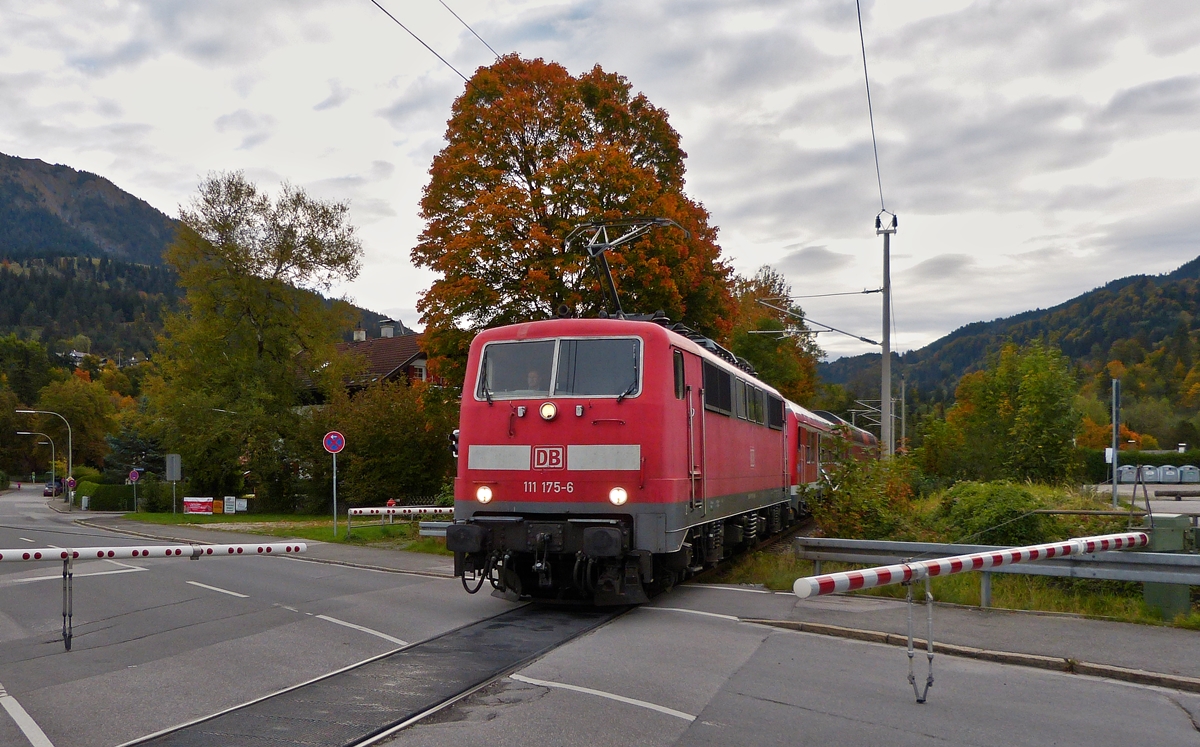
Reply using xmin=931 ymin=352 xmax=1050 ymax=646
xmin=369 ymin=0 xmax=468 ymax=82
xmin=436 ymin=0 xmax=500 ymax=58
xmin=855 ymin=0 xmax=886 ymax=211
xmin=767 ymin=289 xmax=882 ymax=300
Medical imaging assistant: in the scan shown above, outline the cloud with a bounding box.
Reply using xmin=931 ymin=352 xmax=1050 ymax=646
xmin=214 ymin=109 xmax=275 ymax=150
xmin=906 ymin=253 xmax=976 ymax=281
xmin=314 ymin=79 xmax=352 ymax=111
xmin=777 ymin=246 xmax=854 ymax=275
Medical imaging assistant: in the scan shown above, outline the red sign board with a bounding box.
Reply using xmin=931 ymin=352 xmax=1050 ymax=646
xmin=66 ymin=477 xmax=76 ymax=489
xmin=129 ymin=470 xmax=140 ymax=483
xmin=183 ymin=497 xmax=213 ymax=515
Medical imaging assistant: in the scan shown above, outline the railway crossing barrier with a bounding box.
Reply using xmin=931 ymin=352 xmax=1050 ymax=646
xmin=792 ymin=531 xmax=1162 ymax=703
xmin=346 ymin=506 xmax=453 ymax=535
xmin=0 ymin=542 xmax=306 ymax=651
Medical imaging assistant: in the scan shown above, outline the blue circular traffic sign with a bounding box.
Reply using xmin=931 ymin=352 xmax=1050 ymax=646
xmin=323 ymin=431 xmax=346 ymax=454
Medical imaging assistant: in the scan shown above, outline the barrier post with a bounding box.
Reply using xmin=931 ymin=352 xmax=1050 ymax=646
xmin=980 ymin=571 xmax=992 ymax=608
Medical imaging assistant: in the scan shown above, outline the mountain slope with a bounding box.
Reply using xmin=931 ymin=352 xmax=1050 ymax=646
xmin=820 ymin=256 xmax=1200 ymax=398
xmin=0 ymin=152 xmax=178 ymax=265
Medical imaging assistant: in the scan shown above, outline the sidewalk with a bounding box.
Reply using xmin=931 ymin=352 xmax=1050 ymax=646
xmin=666 ymin=584 xmax=1200 ymax=692
xmin=71 ymin=511 xmax=455 ymax=578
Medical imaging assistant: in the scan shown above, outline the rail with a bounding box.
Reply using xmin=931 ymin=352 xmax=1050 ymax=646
xmin=793 ymin=535 xmax=1200 ymax=606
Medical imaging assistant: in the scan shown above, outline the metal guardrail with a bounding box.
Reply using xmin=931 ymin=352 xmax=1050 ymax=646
xmin=419 ymin=521 xmax=451 ymax=537
xmin=793 ymin=536 xmax=1200 ymax=607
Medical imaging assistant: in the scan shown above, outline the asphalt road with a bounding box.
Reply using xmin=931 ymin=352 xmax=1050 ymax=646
xmin=384 ymin=597 xmax=1200 ymax=747
xmin=0 ymin=484 xmax=516 ymax=746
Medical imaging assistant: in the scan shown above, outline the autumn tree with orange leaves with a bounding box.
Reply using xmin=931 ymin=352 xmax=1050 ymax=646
xmin=412 ymin=55 xmax=734 ymax=384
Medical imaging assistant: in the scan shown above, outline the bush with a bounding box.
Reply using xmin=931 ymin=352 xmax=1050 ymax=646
xmin=810 ymin=455 xmax=917 ymax=539
xmin=937 ymin=482 xmax=1058 ymax=546
xmin=71 ymin=465 xmax=104 ymax=483
xmin=0 ymin=469 xmax=8 ymax=490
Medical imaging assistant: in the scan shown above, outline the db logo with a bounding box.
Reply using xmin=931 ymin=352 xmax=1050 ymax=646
xmin=533 ymin=446 xmax=565 ymax=470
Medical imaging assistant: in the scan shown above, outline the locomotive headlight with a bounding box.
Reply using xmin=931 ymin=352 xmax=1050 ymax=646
xmin=608 ymin=487 xmax=628 ymax=506
xmin=539 ymin=402 xmax=557 ymax=421
xmin=476 ymin=485 xmax=494 ymax=504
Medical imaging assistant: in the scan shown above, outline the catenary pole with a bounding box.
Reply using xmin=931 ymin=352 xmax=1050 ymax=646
xmin=1111 ymin=378 xmax=1121 ymax=508
xmin=877 ymin=215 xmax=896 ymax=456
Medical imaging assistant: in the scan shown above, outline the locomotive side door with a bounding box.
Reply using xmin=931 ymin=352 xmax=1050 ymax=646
xmin=675 ymin=349 xmax=705 ymax=515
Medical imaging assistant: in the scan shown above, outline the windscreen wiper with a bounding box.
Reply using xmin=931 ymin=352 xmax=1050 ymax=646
xmin=480 ymin=355 xmax=494 ymax=405
xmin=617 ymin=352 xmax=639 ymax=403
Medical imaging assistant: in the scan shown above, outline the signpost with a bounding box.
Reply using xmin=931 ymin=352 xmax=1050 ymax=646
xmin=129 ymin=469 xmax=140 ymax=513
xmin=166 ymin=453 xmax=182 ymax=514
xmin=323 ymin=431 xmax=345 ymax=538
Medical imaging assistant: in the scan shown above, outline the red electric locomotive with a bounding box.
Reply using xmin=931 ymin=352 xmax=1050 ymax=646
xmin=445 ymin=315 xmax=878 ymax=604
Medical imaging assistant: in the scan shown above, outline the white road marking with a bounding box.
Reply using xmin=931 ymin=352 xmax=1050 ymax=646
xmin=314 ymin=614 xmax=407 ymax=646
xmin=0 ymin=681 xmax=55 ymax=747
xmin=510 ymin=674 xmax=695 ymax=721
xmin=18 ymin=538 xmax=33 ymax=543
xmin=641 ymin=606 xmax=740 ymax=621
xmin=9 ymin=567 xmax=144 ymax=584
xmin=186 ymin=581 xmax=249 ymax=598
xmin=679 ymin=583 xmax=771 ymax=594
xmin=104 ymin=559 xmax=142 ymax=570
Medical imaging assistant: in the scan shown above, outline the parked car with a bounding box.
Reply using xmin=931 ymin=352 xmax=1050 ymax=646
xmin=43 ymin=481 xmax=63 ymax=497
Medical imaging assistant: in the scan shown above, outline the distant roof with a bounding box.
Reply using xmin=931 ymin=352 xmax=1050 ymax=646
xmin=337 ymin=333 xmax=424 ymax=382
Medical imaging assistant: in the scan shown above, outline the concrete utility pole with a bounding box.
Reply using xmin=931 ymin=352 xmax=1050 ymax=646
xmin=877 ymin=213 xmax=897 ymax=456
xmin=1111 ymin=378 xmax=1121 ymax=508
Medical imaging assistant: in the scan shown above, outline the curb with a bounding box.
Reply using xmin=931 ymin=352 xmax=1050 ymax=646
xmin=72 ymin=518 xmax=454 ymax=579
xmin=744 ymin=619 xmax=1200 ymax=694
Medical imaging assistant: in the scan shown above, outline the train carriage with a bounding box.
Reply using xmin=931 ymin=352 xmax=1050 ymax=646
xmin=446 ymin=315 xmax=875 ymax=604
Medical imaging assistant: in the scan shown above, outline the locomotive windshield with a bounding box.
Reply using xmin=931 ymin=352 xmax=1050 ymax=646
xmin=475 ymin=337 xmax=641 ymax=400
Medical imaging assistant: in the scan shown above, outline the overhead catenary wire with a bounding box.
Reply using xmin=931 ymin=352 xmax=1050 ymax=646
xmin=436 ymin=0 xmax=500 ymax=58
xmin=369 ymin=0 xmax=469 ymax=82
xmin=855 ymin=0 xmax=886 ymax=212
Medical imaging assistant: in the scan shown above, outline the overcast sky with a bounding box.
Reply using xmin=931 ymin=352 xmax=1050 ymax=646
xmin=3 ymin=0 xmax=1199 ymax=359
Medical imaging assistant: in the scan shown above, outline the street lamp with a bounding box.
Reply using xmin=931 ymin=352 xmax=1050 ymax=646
xmin=16 ymin=431 xmax=55 ymax=495
xmin=16 ymin=410 xmax=72 ymax=509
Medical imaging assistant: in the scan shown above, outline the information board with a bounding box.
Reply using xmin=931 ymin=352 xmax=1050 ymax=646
xmin=224 ymin=496 xmax=237 ymax=514
xmin=183 ymin=497 xmax=213 ymax=515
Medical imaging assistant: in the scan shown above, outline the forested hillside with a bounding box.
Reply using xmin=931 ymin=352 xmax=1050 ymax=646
xmin=0 ymin=152 xmax=178 ymax=265
xmin=0 ymin=256 xmax=178 ymax=358
xmin=819 ymin=254 xmax=1200 ymax=449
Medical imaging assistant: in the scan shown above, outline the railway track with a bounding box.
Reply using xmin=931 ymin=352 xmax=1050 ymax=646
xmin=127 ymin=605 xmax=626 ymax=747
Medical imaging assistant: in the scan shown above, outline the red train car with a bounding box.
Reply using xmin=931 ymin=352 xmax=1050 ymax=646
xmin=446 ymin=316 xmax=874 ymax=604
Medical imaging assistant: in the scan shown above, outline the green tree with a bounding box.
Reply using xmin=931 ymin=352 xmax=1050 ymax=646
xmin=728 ymin=266 xmax=821 ymax=404
xmin=304 ymin=382 xmax=458 ymax=508
xmin=413 ymin=55 xmax=735 ymax=384
xmin=0 ymin=334 xmax=54 ymax=405
xmin=151 ymin=173 xmax=363 ymax=508
xmin=35 ymin=375 xmax=117 ymax=468
xmin=935 ymin=341 xmax=1078 ymax=482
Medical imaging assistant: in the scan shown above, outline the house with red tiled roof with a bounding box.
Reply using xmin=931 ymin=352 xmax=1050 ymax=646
xmin=338 ymin=319 xmax=431 ymax=387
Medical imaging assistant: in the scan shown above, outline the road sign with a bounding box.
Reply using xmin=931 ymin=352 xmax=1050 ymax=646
xmin=323 ymin=431 xmax=346 ymax=454
xmin=129 ymin=470 xmax=140 ymax=483
xmin=165 ymin=453 xmax=182 ymax=482
xmin=386 ymin=498 xmax=396 ymax=507
xmin=66 ymin=477 xmax=76 ymax=489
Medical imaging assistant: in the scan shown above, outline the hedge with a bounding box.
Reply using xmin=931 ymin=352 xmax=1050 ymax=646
xmin=77 ymin=482 xmax=135 ymax=511
xmin=0 ymin=470 xmax=8 ymax=490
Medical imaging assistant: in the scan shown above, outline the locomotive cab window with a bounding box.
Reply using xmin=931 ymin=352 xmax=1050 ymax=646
xmin=476 ymin=340 xmax=555 ymax=399
xmin=475 ymin=337 xmax=641 ymax=400
xmin=702 ymin=361 xmax=733 ymax=415
xmin=554 ymin=338 xmax=640 ymax=397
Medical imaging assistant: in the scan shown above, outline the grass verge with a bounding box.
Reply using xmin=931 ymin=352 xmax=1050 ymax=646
xmin=118 ymin=512 xmax=451 ymax=555
xmin=708 ymin=549 xmax=1200 ymax=629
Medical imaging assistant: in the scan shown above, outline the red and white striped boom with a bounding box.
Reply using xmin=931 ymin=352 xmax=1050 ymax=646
xmin=793 ymin=531 xmax=1148 ymax=599
xmin=348 ymin=507 xmax=452 ymax=517
xmin=0 ymin=542 xmax=306 ymax=562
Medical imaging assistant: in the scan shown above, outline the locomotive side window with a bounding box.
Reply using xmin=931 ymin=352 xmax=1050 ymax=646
xmin=734 ymin=378 xmax=747 ymax=419
xmin=673 ymin=350 xmax=685 ymax=399
xmin=767 ymin=394 xmax=784 ymax=430
xmin=748 ymin=385 xmax=765 ymax=424
xmin=477 ymin=340 xmax=555 ymax=399
xmin=702 ymin=361 xmax=733 ymax=415
xmin=554 ymin=338 xmax=641 ymax=397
